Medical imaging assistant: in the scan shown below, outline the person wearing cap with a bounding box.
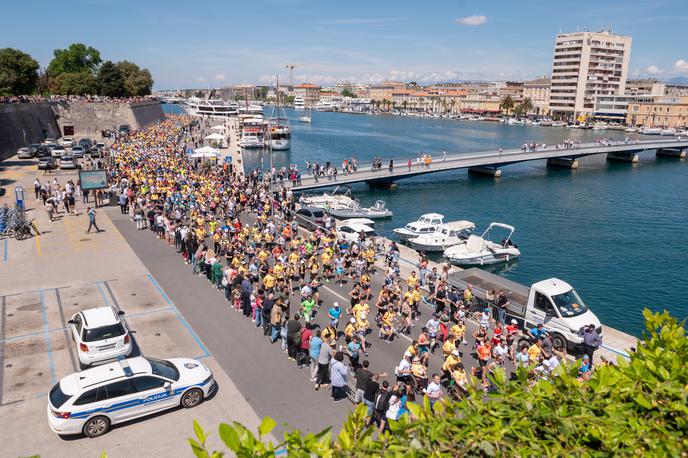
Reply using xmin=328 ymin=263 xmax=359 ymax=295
xmin=395 ymin=352 xmax=412 ymax=384
xmin=411 ymin=357 xmax=428 ymax=390
xmin=441 ymin=349 xmax=461 ymax=382
xmin=328 ymin=302 xmax=342 ymax=328
xmin=582 ymin=324 xmax=602 ymax=363
xmin=442 ymin=334 xmax=457 ymax=358
xmin=344 ymin=317 xmax=357 ymax=343
xmin=578 ymin=354 xmax=592 ymax=380
xmin=529 ymin=323 xmax=548 ymax=341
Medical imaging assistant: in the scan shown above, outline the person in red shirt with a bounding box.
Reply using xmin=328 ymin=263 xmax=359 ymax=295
xmin=298 ymin=326 xmax=313 ymax=369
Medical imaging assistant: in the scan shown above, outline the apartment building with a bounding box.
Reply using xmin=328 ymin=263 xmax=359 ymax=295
xmin=369 ymin=81 xmax=406 ymax=103
xmin=523 ymin=77 xmax=551 ymax=115
xmin=293 ymin=83 xmax=322 ymax=107
xmin=665 ymin=84 xmax=688 ymax=97
xmin=625 ymin=79 xmax=665 ymax=96
xmin=549 ymin=29 xmax=632 ymax=121
xmin=626 ymin=96 xmax=688 ymax=128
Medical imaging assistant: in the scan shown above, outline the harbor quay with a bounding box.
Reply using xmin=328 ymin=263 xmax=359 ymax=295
xmin=0 ymin=113 xmax=647 ymax=456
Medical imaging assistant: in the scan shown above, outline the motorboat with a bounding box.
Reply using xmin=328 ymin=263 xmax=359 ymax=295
xmin=185 ymin=98 xmax=239 ymax=117
xmin=239 ymin=128 xmax=265 ymax=148
xmin=392 ymin=213 xmax=445 ymax=241
xmin=299 ymin=106 xmax=313 ymax=123
xmin=660 ymin=128 xmax=676 ymax=136
xmin=444 ymin=222 xmax=520 ymax=266
xmin=640 ymin=127 xmax=662 ymax=135
xmin=328 ymin=200 xmax=393 ymax=219
xmin=300 ymin=185 xmax=356 ymax=209
xmin=407 ymin=220 xmax=475 ymax=252
xmin=624 ymin=127 xmax=638 ymax=133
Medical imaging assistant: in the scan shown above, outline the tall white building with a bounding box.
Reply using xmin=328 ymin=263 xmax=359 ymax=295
xmin=549 ymin=29 xmax=632 ymax=121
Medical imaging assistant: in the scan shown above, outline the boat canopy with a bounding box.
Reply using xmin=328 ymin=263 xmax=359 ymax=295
xmin=443 ymin=220 xmax=476 ymax=232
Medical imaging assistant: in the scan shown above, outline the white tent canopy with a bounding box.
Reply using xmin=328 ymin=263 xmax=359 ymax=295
xmin=210 ymin=124 xmax=228 ymax=131
xmin=190 ymin=151 xmax=219 ymax=158
xmin=193 ymin=145 xmax=220 ymax=154
xmin=205 ymin=132 xmax=225 ymax=140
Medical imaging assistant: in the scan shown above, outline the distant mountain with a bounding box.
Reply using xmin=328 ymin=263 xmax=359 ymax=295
xmin=666 ymin=76 xmax=688 ymax=85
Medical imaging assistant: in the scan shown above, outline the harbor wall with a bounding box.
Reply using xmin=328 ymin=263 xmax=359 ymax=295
xmin=52 ymin=101 xmax=164 ymax=138
xmin=0 ymin=102 xmax=60 ymax=161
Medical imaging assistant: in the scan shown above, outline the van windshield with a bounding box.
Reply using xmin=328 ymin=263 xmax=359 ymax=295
xmin=146 ymin=358 xmax=180 ymax=381
xmin=551 ymin=289 xmax=589 ymax=317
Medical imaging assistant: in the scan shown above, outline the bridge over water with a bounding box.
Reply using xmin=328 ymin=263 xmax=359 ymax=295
xmin=285 ymin=138 xmax=687 ymax=192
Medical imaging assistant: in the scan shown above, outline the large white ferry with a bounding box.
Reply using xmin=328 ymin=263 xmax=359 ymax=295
xmin=184 ymin=98 xmax=239 ymax=117
xmin=294 ymin=96 xmax=305 ymax=110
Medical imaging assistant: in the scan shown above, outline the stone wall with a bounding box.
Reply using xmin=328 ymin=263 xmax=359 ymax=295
xmin=0 ymin=102 xmax=60 ymax=161
xmin=52 ymin=101 xmax=164 ymax=138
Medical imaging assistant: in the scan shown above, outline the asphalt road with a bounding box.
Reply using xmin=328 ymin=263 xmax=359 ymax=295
xmin=107 ymin=208 xmax=496 ymax=435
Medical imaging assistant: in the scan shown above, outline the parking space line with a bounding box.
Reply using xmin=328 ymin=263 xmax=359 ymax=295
xmin=125 ymin=307 xmax=174 ymax=319
xmin=55 ymin=289 xmax=78 ymax=372
xmin=96 ymin=281 xmax=113 ymax=308
xmin=2 ymin=238 xmax=7 ymax=262
xmin=103 ymin=281 xmax=122 ymax=311
xmin=0 ymin=327 xmax=68 ymax=344
xmin=0 ymin=296 xmax=6 ymax=405
xmin=39 ymin=290 xmax=57 ymax=385
xmin=146 ymin=274 xmax=210 ymax=359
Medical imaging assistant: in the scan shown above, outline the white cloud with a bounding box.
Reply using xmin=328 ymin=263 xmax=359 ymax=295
xmin=196 ymin=76 xmax=207 ymax=83
xmin=674 ymin=59 xmax=688 ymax=73
xmin=456 ymin=15 xmax=487 ymax=26
xmin=215 ymin=74 xmax=226 ymax=81
xmin=645 ymin=65 xmax=663 ymax=75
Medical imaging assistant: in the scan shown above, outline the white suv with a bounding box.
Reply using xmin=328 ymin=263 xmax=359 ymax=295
xmin=69 ymin=306 xmax=132 ymax=369
xmin=47 ymin=357 xmax=215 ymax=437
xmin=59 ymin=137 xmax=74 ymax=147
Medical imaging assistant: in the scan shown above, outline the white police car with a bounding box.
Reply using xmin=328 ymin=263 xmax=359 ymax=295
xmin=47 ymin=356 xmax=215 ymax=437
xmin=68 ymin=306 xmax=132 ymax=369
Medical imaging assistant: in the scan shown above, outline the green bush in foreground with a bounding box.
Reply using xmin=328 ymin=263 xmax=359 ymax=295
xmin=190 ymin=310 xmax=687 ymax=457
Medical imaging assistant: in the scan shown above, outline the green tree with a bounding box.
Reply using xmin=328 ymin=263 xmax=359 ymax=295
xmin=97 ymin=61 xmax=126 ymax=97
xmin=115 ymin=60 xmax=154 ymax=96
xmin=500 ymin=95 xmax=515 ymax=116
xmin=191 ymin=309 xmax=688 ymax=457
xmin=518 ymin=97 xmax=534 ymax=116
xmin=341 ymin=87 xmax=356 ymax=98
xmin=48 ymin=43 xmax=101 ymax=76
xmin=0 ymin=48 xmax=39 ymax=95
xmin=50 ymin=71 xmax=99 ymax=95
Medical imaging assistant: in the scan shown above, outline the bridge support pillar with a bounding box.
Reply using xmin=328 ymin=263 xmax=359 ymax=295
xmin=468 ymin=166 xmax=502 ymax=177
xmin=547 ymin=157 xmax=579 ymax=169
xmin=656 ymin=148 xmax=686 ymax=158
xmin=607 ymin=152 xmax=639 ymax=163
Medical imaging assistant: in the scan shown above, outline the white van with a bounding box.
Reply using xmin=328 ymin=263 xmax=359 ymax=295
xmin=47 ymin=357 xmax=215 ymax=437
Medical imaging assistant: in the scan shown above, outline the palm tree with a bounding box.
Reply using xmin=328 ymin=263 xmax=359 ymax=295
xmin=500 ymin=95 xmax=515 ymax=116
xmin=402 ymin=100 xmax=408 ymax=112
xmin=519 ymin=97 xmax=534 ymax=116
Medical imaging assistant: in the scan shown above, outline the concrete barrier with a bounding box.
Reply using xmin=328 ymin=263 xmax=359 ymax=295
xmin=0 ymin=103 xmax=60 ymax=161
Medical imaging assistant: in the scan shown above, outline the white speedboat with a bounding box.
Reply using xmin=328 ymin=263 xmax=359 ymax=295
xmin=328 ymin=200 xmax=393 ymax=219
xmin=660 ymin=128 xmax=676 ymax=136
xmin=300 ymin=186 xmax=356 ymax=209
xmin=407 ymin=220 xmax=475 ymax=252
xmin=444 ymin=222 xmax=520 ymax=266
xmin=393 ymin=213 xmax=445 ymax=241
xmin=640 ymin=127 xmax=662 ymax=135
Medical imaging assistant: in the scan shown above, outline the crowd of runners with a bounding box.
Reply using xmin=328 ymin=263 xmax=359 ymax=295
xmin=107 ymin=115 xmax=600 ymax=429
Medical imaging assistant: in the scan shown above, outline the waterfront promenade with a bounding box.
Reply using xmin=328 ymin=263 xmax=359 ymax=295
xmin=287 ymin=138 xmax=688 ymax=191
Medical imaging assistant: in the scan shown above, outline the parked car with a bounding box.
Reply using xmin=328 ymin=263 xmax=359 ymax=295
xmin=42 ymin=137 xmax=56 ymax=145
xmin=78 ymin=138 xmax=93 ymax=149
xmin=17 ymin=147 xmax=33 ymax=159
xmin=70 ymin=145 xmax=86 ymax=158
xmin=47 ymin=356 xmax=215 ymax=437
xmin=37 ymin=156 xmax=57 ymax=170
xmin=119 ymin=124 xmax=131 ymax=135
xmin=36 ymin=146 xmax=51 ymax=157
xmin=95 ymin=142 xmax=106 ymax=149
xmin=51 ymin=147 xmax=67 ymax=158
xmin=337 ymin=219 xmax=377 ymax=242
xmin=59 ymin=155 xmax=78 ymax=169
xmin=294 ymin=206 xmax=325 ymax=230
xmin=45 ymin=143 xmax=59 ymax=151
xmin=59 ymin=137 xmax=74 ymax=147
xmin=28 ymin=143 xmax=41 ymax=155
xmin=68 ymin=306 xmax=132 ymax=369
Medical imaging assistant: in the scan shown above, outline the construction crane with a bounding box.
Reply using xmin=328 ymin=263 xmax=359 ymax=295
xmin=285 ymin=63 xmax=311 ymax=87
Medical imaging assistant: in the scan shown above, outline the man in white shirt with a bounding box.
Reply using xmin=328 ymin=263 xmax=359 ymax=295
xmin=424 ymin=373 xmax=443 ymax=408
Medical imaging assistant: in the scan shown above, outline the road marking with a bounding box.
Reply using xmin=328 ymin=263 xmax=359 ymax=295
xmin=39 ymin=289 xmax=57 ymax=385
xmin=34 ymin=235 xmax=41 ymax=257
xmin=96 ymin=281 xmax=113 ymax=308
xmin=2 ymin=238 xmax=7 ymax=262
xmin=146 ymin=274 xmax=210 ymax=359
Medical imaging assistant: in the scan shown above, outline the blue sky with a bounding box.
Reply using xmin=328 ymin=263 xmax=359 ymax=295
xmin=2 ymin=0 xmax=687 ymax=89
